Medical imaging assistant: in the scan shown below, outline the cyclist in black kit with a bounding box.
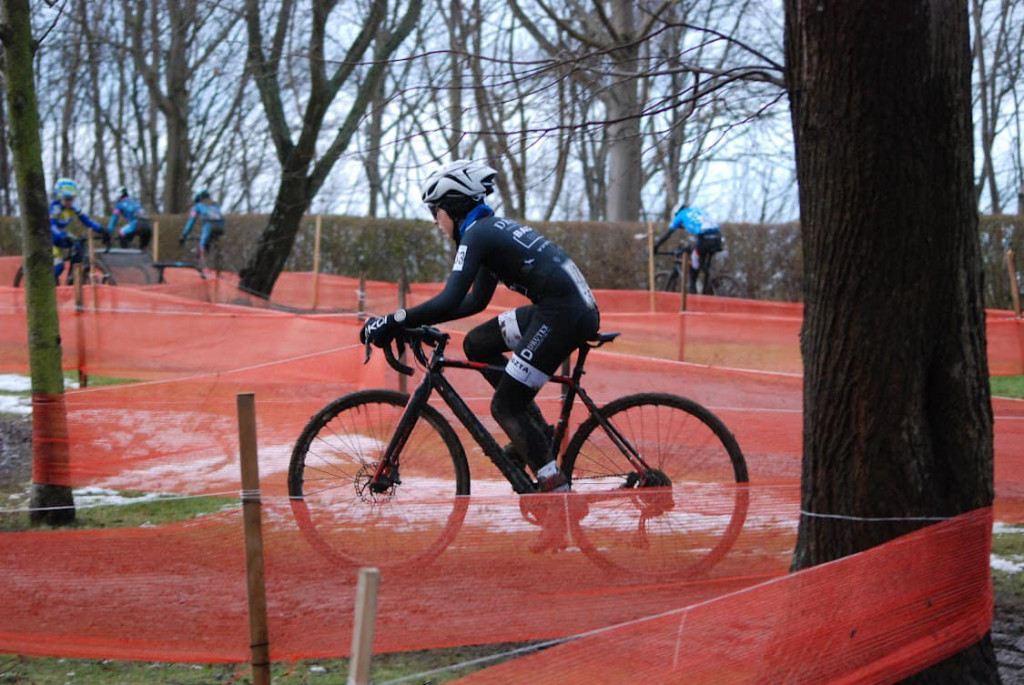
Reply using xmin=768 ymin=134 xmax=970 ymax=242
xmin=361 ymin=160 xmax=600 ymax=492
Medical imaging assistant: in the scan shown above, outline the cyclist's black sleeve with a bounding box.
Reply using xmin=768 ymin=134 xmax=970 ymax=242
xmin=403 ymin=238 xmax=487 ymax=326
xmin=653 ymin=226 xmax=675 ymax=252
xmin=450 ymin=269 xmax=498 ymax=319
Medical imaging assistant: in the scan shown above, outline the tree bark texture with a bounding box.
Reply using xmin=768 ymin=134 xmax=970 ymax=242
xmin=784 ymin=1 xmax=997 ymax=681
xmin=1 ymin=0 xmax=75 ymax=524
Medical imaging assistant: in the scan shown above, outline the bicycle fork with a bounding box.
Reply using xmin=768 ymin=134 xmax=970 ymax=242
xmin=368 ymin=375 xmax=436 ymax=493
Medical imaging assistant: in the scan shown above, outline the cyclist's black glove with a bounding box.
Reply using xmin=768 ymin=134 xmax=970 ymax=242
xmin=177 ymin=236 xmax=186 ymax=246
xmin=360 ymin=313 xmax=404 ymax=347
xmin=101 ymin=230 xmax=112 ymax=248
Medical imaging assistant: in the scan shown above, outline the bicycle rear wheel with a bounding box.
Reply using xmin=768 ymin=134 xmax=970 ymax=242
xmin=289 ymin=389 xmax=470 ymax=568
xmin=562 ymin=392 xmax=749 ymax=579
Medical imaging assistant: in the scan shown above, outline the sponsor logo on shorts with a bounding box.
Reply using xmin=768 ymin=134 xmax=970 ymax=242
xmin=519 ymin=324 xmax=550 ymax=361
xmin=506 ymin=353 xmax=549 ymax=389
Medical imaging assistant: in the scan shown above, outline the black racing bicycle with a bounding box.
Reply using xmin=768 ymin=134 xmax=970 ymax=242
xmin=289 ymin=326 xmax=749 ymax=577
xmin=655 ymin=240 xmax=742 ymax=297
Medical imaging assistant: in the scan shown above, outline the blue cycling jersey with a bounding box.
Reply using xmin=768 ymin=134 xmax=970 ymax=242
xmin=108 ymin=196 xmax=150 ymax=236
xmin=180 ymin=201 xmax=226 ymax=250
xmin=669 ymin=206 xmax=720 ymax=236
xmin=50 ymin=199 xmax=105 ymax=246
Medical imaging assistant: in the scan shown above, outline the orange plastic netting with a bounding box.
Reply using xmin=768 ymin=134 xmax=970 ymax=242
xmin=0 ymin=261 xmax=1018 ymax=679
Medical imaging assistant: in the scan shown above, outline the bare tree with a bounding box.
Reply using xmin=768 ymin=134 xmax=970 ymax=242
xmin=124 ymin=0 xmax=244 ymax=212
xmin=785 ymin=0 xmax=998 ymax=680
xmin=971 ymin=0 xmax=1024 ymax=215
xmin=239 ymin=0 xmax=423 ymax=297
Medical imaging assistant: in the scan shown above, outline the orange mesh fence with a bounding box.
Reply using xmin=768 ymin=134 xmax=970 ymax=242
xmin=0 ymin=493 xmax=994 ymax=676
xmin=2 ymin=275 xmax=1021 ymax=375
xmin=0 ymin=486 xmax=798 ymax=663
xmin=453 ymin=508 xmax=994 ymax=685
xmin=0 ymin=273 xmax=1017 ymax=674
xmin=0 ymin=255 xmax=19 ymax=286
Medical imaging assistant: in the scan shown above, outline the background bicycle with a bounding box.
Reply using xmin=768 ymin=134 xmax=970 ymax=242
xmin=654 ymin=241 xmax=743 ymax=297
xmin=180 ymin=232 xmax=226 ymax=276
xmin=12 ymin=237 xmax=115 ymax=287
xmin=288 ymin=326 xmax=749 ymax=578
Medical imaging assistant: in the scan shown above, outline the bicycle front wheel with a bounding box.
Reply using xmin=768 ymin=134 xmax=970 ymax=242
xmin=289 ymin=389 xmax=470 ymax=569
xmin=562 ymin=392 xmax=749 ymax=579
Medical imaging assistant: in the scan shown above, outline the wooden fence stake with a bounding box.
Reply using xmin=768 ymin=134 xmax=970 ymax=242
xmin=73 ymin=263 xmax=87 ymax=388
xmin=681 ymin=257 xmax=689 ymax=312
xmin=348 ymin=567 xmax=381 ymax=685
xmin=312 ymin=214 xmax=322 ymax=311
xmin=1007 ymin=248 xmax=1021 ymax=318
xmin=647 ymin=221 xmax=655 ymax=312
xmin=152 ymin=221 xmax=160 ymax=261
xmin=237 ymin=393 xmax=271 ymax=685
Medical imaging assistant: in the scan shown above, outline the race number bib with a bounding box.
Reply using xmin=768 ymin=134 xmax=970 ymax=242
xmin=452 ymin=245 xmax=468 ymax=271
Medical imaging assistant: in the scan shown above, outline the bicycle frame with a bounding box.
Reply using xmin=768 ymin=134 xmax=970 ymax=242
xmin=370 ymin=330 xmax=656 ymax=495
xmin=656 ymin=243 xmax=719 ymax=294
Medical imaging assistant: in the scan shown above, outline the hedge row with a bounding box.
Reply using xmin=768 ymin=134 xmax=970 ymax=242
xmin=1 ymin=213 xmax=1020 ymax=309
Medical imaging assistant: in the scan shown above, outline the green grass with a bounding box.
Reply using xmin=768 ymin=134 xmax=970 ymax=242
xmin=991 ymin=374 xmax=1024 ymax=399
xmin=0 ymin=643 xmax=538 ymax=684
xmin=0 ymin=490 xmax=237 ymax=532
xmin=993 ymin=525 xmax=1024 ymax=600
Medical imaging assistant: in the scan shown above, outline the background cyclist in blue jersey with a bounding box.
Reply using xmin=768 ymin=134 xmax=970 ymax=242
xmin=654 ymin=203 xmax=724 ymax=293
xmin=361 ymin=160 xmax=600 ymax=493
xmin=50 ymin=177 xmax=110 ymax=280
xmin=107 ymin=187 xmax=153 ymax=249
xmin=178 ymin=188 xmax=226 ymax=257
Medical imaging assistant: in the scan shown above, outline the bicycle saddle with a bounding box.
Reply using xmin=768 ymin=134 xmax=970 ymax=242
xmin=587 ymin=331 xmax=621 ymax=346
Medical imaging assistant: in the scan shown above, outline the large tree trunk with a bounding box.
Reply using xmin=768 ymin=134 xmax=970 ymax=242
xmin=785 ymin=1 xmax=997 ymax=681
xmin=238 ymin=172 xmax=311 ymax=297
xmin=1 ymin=0 xmax=75 ymax=525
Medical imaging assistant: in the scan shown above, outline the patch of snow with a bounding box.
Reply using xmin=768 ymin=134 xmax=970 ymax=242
xmin=991 ymin=555 xmax=1023 ymax=574
xmin=0 ymin=394 xmax=31 ymax=415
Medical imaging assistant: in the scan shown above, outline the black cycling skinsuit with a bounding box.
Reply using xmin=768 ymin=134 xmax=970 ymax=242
xmin=403 ymin=207 xmax=600 ymax=474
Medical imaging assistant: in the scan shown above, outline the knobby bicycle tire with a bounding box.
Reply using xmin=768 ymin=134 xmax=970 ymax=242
xmin=561 ymin=392 xmax=749 ymax=579
xmin=289 ymin=389 xmax=471 ymax=569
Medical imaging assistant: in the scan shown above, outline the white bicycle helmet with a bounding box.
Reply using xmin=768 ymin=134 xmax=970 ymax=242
xmin=420 ymin=160 xmax=497 ymax=205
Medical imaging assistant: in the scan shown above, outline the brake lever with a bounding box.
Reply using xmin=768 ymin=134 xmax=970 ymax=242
xmin=363 ymin=340 xmax=372 ymax=364
xmin=383 ymin=337 xmax=414 ymax=376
